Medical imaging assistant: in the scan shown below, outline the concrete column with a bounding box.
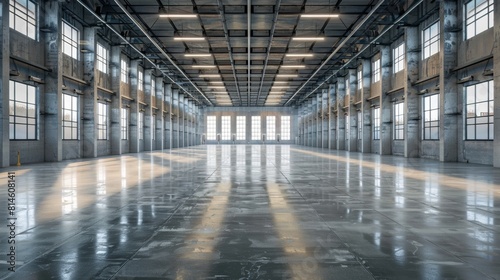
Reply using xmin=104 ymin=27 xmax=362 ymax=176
xmin=439 ymin=0 xmax=459 ymax=162
xmin=110 ymin=46 xmax=122 ymax=155
xmin=164 ymin=83 xmax=172 ymax=149
xmin=43 ymin=1 xmax=63 ymax=162
xmin=329 ymin=84 xmax=336 ymax=149
xmin=0 ymin=2 xmax=10 ymax=167
xmin=315 ymin=93 xmax=321 ymax=147
xmin=404 ymin=27 xmax=420 ymax=158
xmin=307 ymin=99 xmax=312 ymax=146
xmin=172 ymin=89 xmax=179 ymax=148
xmin=179 ymin=94 xmax=185 ymax=147
xmin=144 ymin=70 xmax=153 ymax=151
xmin=322 ymin=88 xmax=328 ymax=148
xmin=82 ymin=27 xmax=98 ymax=158
xmin=155 ymin=77 xmax=164 ymax=150
xmin=361 ymin=59 xmax=372 ymax=153
xmin=347 ymin=69 xmax=357 ymax=152
xmin=129 ymin=60 xmax=140 ymax=153
xmin=380 ymin=46 xmax=392 ymax=155
xmin=336 ymin=78 xmax=346 ymax=150
xmin=494 ymin=0 xmax=500 ymax=167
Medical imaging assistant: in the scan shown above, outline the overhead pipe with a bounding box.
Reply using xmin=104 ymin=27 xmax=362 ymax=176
xmin=216 ymin=0 xmax=243 ymax=106
xmin=75 ymin=0 xmax=207 ymax=104
xmin=284 ymin=0 xmax=386 ymax=106
xmin=298 ymin=0 xmax=424 ymax=103
xmin=255 ymin=0 xmax=282 ymax=105
xmin=111 ymin=0 xmax=212 ymax=105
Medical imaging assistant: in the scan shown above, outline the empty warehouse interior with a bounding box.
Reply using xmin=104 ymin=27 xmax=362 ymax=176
xmin=1 ymin=0 xmax=500 ymax=279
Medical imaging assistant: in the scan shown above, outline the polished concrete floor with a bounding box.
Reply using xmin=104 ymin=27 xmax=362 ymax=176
xmin=0 ymin=145 xmax=499 ymax=279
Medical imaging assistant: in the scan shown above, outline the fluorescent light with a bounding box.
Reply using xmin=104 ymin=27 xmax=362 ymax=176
xmin=272 ymin=81 xmax=288 ymax=84
xmin=192 ymin=65 xmax=216 ymax=68
xmin=292 ymin=37 xmax=325 ymax=41
xmin=199 ymin=74 xmax=220 ymax=78
xmin=281 ymin=65 xmax=306 ymax=68
xmin=210 ymin=81 xmax=224 ymax=84
xmin=159 ymin=14 xmax=198 ymax=18
xmin=285 ymin=54 xmax=313 ymax=57
xmin=174 ymin=37 xmax=205 ymax=41
xmin=208 ymin=86 xmax=225 ymax=89
xmin=184 ymin=54 xmax=212 ymax=57
xmin=276 ymin=74 xmax=298 ymax=78
xmin=269 ymin=92 xmax=285 ymax=94
xmin=301 ymin=14 xmax=339 ymax=18
xmin=271 ymin=86 xmax=288 ymax=89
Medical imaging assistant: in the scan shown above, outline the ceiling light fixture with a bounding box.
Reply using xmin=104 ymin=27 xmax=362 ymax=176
xmin=277 ymin=74 xmax=298 ymax=78
xmin=210 ymin=81 xmax=224 ymax=84
xmin=285 ymin=54 xmax=314 ymax=57
xmin=292 ymin=37 xmax=325 ymax=41
xmin=270 ymin=86 xmax=288 ymax=89
xmin=208 ymin=86 xmax=225 ymax=89
xmin=192 ymin=65 xmax=216 ymax=68
xmin=281 ymin=65 xmax=306 ymax=68
xmin=159 ymin=14 xmax=198 ymax=18
xmin=301 ymin=14 xmax=339 ymax=18
xmin=174 ymin=37 xmax=205 ymax=41
xmin=199 ymin=74 xmax=220 ymax=78
xmin=184 ymin=54 xmax=212 ymax=57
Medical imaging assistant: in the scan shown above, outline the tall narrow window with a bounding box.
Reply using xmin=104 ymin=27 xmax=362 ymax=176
xmin=62 ymin=94 xmax=78 ymax=140
xmin=96 ymin=43 xmax=108 ymax=73
xmin=221 ymin=116 xmax=231 ymax=140
xmin=465 ymin=0 xmax=494 ymax=39
xmin=345 ymin=116 xmax=350 ymax=140
xmin=9 ymin=80 xmax=37 ymax=140
xmin=121 ymin=108 xmax=128 ymax=140
xmin=138 ymin=69 xmax=143 ymax=91
xmin=9 ymin=0 xmax=37 ymax=40
xmin=372 ymin=59 xmax=380 ymax=83
xmin=357 ymin=111 xmax=362 ymax=140
xmin=267 ymin=116 xmax=276 ymax=140
xmin=151 ymin=78 xmax=156 ymax=94
xmin=206 ymin=116 xmax=216 ymax=140
xmin=121 ymin=58 xmax=128 ymax=84
xmin=62 ymin=21 xmax=79 ymax=59
xmin=394 ymin=102 xmax=404 ymax=140
xmin=373 ymin=107 xmax=380 ymax=140
xmin=423 ymin=94 xmax=440 ymax=140
xmin=465 ymin=80 xmax=494 ymax=140
xmin=236 ymin=116 xmax=246 ymax=140
xmin=423 ymin=22 xmax=440 ymax=59
xmin=251 ymin=116 xmax=261 ymax=140
xmin=281 ymin=116 xmax=291 ymax=141
xmin=138 ymin=112 xmax=144 ymax=140
xmin=393 ymin=43 xmax=405 ymax=73
xmin=345 ymin=79 xmax=350 ymax=96
xmin=97 ymin=103 xmax=108 ymax=140
xmin=152 ymin=118 xmax=156 ymax=140
xmin=357 ymin=70 xmax=363 ymax=91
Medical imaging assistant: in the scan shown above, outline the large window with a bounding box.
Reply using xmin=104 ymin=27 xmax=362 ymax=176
xmin=357 ymin=111 xmax=362 ymax=140
xmin=9 ymin=0 xmax=37 ymax=40
xmin=373 ymin=107 xmax=380 ymax=140
xmin=221 ymin=116 xmax=231 ymax=140
xmin=138 ymin=112 xmax=144 ymax=140
xmin=151 ymin=78 xmax=156 ymax=94
xmin=345 ymin=116 xmax=350 ymax=140
xmin=423 ymin=22 xmax=440 ymax=59
xmin=465 ymin=80 xmax=494 ymax=140
xmin=9 ymin=80 xmax=37 ymax=140
xmin=267 ymin=116 xmax=276 ymax=140
xmin=423 ymin=94 xmax=440 ymax=140
xmin=394 ymin=102 xmax=404 ymax=140
xmin=345 ymin=79 xmax=350 ymax=96
xmin=62 ymin=21 xmax=79 ymax=60
xmin=251 ymin=116 xmax=261 ymax=140
xmin=96 ymin=43 xmax=108 ymax=74
xmin=236 ymin=116 xmax=246 ymax=140
xmin=206 ymin=116 xmax=216 ymax=140
xmin=393 ymin=43 xmax=405 ymax=73
xmin=62 ymin=94 xmax=78 ymax=140
xmin=372 ymin=59 xmax=380 ymax=83
xmin=138 ymin=69 xmax=144 ymax=91
xmin=281 ymin=116 xmax=291 ymax=141
xmin=121 ymin=108 xmax=128 ymax=140
xmin=357 ymin=70 xmax=363 ymax=91
xmin=97 ymin=103 xmax=108 ymax=140
xmin=152 ymin=117 xmax=156 ymax=140
xmin=121 ymin=58 xmax=128 ymax=84
xmin=465 ymin=0 xmax=494 ymax=39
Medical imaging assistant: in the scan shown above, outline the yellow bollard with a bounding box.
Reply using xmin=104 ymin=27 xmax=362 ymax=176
xmin=16 ymin=151 xmax=21 ymax=166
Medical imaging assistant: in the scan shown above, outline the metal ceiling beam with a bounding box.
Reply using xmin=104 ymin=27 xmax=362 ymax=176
xmin=284 ymin=0 xmax=386 ymax=106
xmin=216 ymin=0 xmax=243 ymax=106
xmin=112 ymin=0 xmax=213 ymax=105
xmin=75 ymin=0 xmax=206 ymax=105
xmin=299 ymin=0 xmax=424 ymax=103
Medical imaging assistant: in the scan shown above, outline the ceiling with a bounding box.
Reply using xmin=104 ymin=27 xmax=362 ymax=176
xmin=73 ymin=0 xmax=411 ymax=107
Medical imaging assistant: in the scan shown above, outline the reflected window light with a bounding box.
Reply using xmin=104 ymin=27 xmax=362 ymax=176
xmin=96 ymin=229 xmax=108 ymax=256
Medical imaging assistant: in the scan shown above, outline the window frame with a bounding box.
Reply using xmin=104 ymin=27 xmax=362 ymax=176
xmin=251 ymin=116 xmax=261 ymax=140
xmin=206 ymin=116 xmax=217 ymax=140
xmin=422 ymin=21 xmax=440 ymax=59
xmin=357 ymin=70 xmax=363 ymax=91
xmin=236 ymin=116 xmax=246 ymax=140
xmin=357 ymin=111 xmax=362 ymax=140
xmin=97 ymin=102 xmax=108 ymax=140
xmin=281 ymin=116 xmax=291 ymax=141
xmin=9 ymin=80 xmax=38 ymax=140
xmin=121 ymin=58 xmax=128 ymax=84
xmin=9 ymin=0 xmax=37 ymax=40
xmin=465 ymin=0 xmax=494 ymax=40
xmin=423 ymin=94 xmax=440 ymax=140
xmin=138 ymin=111 xmax=144 ymax=140
xmin=138 ymin=68 xmax=144 ymax=91
xmin=465 ymin=80 xmax=494 ymax=140
xmin=221 ymin=116 xmax=231 ymax=140
xmin=62 ymin=93 xmax=79 ymax=140
xmin=393 ymin=43 xmax=405 ymax=73
xmin=62 ymin=21 xmax=79 ymax=60
xmin=121 ymin=107 xmax=128 ymax=140
xmin=96 ymin=43 xmax=108 ymax=74
xmin=372 ymin=59 xmax=381 ymax=83
xmin=394 ymin=102 xmax=404 ymax=140
xmin=373 ymin=107 xmax=381 ymax=140
xmin=267 ymin=116 xmax=276 ymax=140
